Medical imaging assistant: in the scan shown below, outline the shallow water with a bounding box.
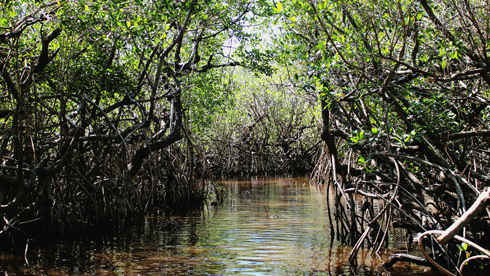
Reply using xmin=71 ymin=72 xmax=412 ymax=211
xmin=0 ymin=176 xmax=437 ymax=275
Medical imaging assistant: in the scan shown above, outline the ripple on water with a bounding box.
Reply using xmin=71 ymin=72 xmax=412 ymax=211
xmin=226 ymin=267 xmax=255 ymax=272
xmin=235 ymin=260 xmax=264 ymax=265
xmin=228 ymin=247 xmax=249 ymax=251
xmin=235 ymin=256 xmax=267 ymax=261
xmin=252 ymin=249 xmax=282 ymax=255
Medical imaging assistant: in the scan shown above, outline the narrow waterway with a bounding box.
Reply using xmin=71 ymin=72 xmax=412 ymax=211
xmin=0 ymin=176 xmax=436 ymax=275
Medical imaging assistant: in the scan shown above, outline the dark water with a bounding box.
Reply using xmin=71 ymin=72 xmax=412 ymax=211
xmin=0 ymin=176 xmax=436 ymax=275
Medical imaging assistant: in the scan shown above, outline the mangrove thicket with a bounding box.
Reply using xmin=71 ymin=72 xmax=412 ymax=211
xmin=1 ymin=0 xmax=490 ymax=275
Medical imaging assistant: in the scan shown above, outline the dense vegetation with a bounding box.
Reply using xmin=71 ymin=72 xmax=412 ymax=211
xmin=274 ymin=0 xmax=490 ymax=274
xmin=194 ymin=67 xmax=319 ymax=176
xmin=1 ymin=0 xmax=490 ymax=274
xmin=0 ymin=0 xmax=283 ymax=241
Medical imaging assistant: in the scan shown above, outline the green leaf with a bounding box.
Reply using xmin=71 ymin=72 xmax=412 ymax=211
xmin=276 ymin=1 xmax=283 ymax=12
xmin=452 ymin=51 xmax=460 ymax=60
xmin=358 ymin=156 xmax=366 ymax=164
xmin=371 ymin=127 xmax=378 ymax=134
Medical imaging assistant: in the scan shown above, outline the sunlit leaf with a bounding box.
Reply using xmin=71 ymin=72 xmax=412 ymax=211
xmin=276 ymin=1 xmax=283 ymax=12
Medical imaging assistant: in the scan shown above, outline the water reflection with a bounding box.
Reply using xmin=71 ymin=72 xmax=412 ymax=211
xmin=0 ymin=176 xmax=437 ymax=275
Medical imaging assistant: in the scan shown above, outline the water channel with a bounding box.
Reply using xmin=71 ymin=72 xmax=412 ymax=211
xmin=0 ymin=176 xmax=437 ymax=275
